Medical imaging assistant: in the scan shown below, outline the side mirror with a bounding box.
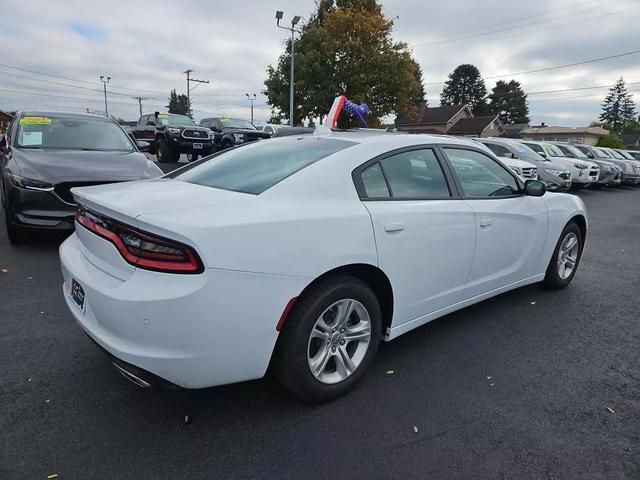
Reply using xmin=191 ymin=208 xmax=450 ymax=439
xmin=0 ymin=134 xmax=6 ymax=150
xmin=539 ymin=150 xmax=547 ymax=158
xmin=136 ymin=140 xmax=151 ymax=152
xmin=524 ymin=179 xmax=546 ymax=197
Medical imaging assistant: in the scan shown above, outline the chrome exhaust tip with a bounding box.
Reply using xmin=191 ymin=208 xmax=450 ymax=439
xmin=112 ymin=362 xmax=152 ymax=388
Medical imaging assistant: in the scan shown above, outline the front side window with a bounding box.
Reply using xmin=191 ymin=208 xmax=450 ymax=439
xmin=171 ymin=137 xmax=355 ymax=194
xmin=483 ymin=143 xmax=512 ymax=158
xmin=444 ymin=148 xmax=519 ymax=198
xmin=523 ymin=142 xmax=545 ymax=156
xmin=16 ymin=115 xmax=134 ymax=151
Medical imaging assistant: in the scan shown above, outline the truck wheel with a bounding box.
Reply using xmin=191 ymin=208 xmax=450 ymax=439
xmin=156 ymin=138 xmax=175 ymax=163
xmin=187 ymin=153 xmax=198 ymax=162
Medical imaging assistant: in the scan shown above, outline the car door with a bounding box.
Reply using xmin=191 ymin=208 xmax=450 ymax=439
xmin=355 ymin=146 xmax=476 ymax=327
xmin=441 ymin=146 xmax=548 ymax=298
xmin=143 ymin=115 xmax=157 ymax=142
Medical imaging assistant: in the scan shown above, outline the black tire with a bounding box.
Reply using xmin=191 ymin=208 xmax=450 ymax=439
xmin=542 ymin=222 xmax=583 ymax=289
xmin=221 ymin=140 xmax=233 ymax=150
xmin=4 ymin=205 xmax=27 ymax=244
xmin=273 ymin=275 xmax=382 ymax=402
xmin=156 ymin=138 xmax=178 ymax=163
xmin=187 ymin=153 xmax=198 ymax=162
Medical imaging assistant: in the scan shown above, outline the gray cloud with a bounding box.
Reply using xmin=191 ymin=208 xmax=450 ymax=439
xmin=0 ymin=0 xmax=637 ymax=125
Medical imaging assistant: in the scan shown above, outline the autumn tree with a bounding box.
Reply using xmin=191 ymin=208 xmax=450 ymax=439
xmin=440 ymin=64 xmax=488 ymax=114
xmin=264 ymin=0 xmax=425 ymax=126
xmin=600 ymin=78 xmax=637 ymax=135
xmin=488 ymin=80 xmax=529 ymax=124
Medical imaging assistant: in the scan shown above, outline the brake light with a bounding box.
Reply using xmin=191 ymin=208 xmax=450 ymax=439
xmin=75 ymin=206 xmax=203 ymax=274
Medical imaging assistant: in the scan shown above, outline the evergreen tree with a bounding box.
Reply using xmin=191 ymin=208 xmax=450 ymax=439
xmin=488 ymin=80 xmax=530 ymax=124
xmin=440 ymin=64 xmax=488 ymax=114
xmin=167 ymin=89 xmax=191 ymax=116
xmin=599 ymin=78 xmax=637 ymax=135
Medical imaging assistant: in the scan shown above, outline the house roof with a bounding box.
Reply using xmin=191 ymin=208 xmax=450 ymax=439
xmin=621 ymin=134 xmax=640 ymax=146
xmin=522 ymin=125 xmax=609 ymax=136
xmin=448 ymin=115 xmax=501 ymax=135
xmin=397 ymin=103 xmax=468 ymax=125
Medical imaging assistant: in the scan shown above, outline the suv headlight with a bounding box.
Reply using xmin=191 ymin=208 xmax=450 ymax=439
xmin=509 ymin=166 xmax=522 ymax=175
xmin=167 ymin=127 xmax=181 ymax=134
xmin=544 ymin=168 xmax=565 ymax=176
xmin=574 ymin=162 xmax=589 ymax=169
xmin=8 ymin=173 xmax=54 ymax=191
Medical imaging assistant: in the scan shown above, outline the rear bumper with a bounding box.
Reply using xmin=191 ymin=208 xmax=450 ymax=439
xmin=59 ymin=233 xmax=308 ymax=388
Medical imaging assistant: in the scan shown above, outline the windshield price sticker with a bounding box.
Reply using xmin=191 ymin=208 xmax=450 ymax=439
xmin=19 ymin=116 xmax=52 ymax=125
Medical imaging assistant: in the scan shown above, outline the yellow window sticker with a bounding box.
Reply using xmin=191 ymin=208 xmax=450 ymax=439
xmin=19 ymin=116 xmax=52 ymax=125
xmin=157 ymin=114 xmax=169 ymax=118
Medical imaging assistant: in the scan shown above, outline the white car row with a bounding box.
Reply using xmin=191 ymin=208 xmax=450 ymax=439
xmin=60 ymin=131 xmax=588 ymax=401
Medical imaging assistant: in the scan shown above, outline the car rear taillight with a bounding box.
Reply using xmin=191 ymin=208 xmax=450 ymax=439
xmin=75 ymin=206 xmax=203 ymax=274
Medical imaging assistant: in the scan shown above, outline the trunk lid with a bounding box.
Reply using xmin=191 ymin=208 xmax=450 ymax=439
xmin=71 ymin=179 xmax=255 ymax=278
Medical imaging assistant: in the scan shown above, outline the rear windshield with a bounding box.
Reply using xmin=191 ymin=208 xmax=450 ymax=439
xmin=171 ymin=137 xmax=356 ymax=194
xmin=16 ymin=115 xmax=134 ymax=151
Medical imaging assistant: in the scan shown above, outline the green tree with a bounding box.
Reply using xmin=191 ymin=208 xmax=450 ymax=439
xmin=167 ymin=89 xmax=191 ymax=116
xmin=599 ymin=78 xmax=637 ymax=135
xmin=596 ymin=132 xmax=624 ymax=148
xmin=264 ymin=0 xmax=425 ymax=127
xmin=488 ymin=80 xmax=529 ymax=124
xmin=440 ymin=64 xmax=488 ymax=114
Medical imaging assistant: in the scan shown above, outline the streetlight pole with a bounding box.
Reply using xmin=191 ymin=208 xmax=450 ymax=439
xmin=276 ymin=11 xmax=301 ymax=126
xmin=100 ymin=75 xmax=111 ymax=116
xmin=245 ymin=93 xmax=256 ymax=124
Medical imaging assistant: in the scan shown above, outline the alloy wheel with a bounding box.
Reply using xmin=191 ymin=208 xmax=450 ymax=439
xmin=307 ymin=299 xmax=371 ymax=384
xmin=557 ymin=232 xmax=579 ymax=280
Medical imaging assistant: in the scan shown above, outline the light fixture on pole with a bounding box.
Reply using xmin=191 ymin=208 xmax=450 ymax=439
xmin=99 ymin=75 xmax=111 ymax=116
xmin=276 ymin=11 xmax=302 ymax=126
xmin=245 ymin=93 xmax=257 ymax=124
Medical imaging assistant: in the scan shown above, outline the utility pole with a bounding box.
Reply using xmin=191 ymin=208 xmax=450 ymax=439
xmin=132 ymin=96 xmax=147 ymax=116
xmin=276 ymin=11 xmax=301 ymax=126
xmin=183 ymin=69 xmax=209 ymax=116
xmin=245 ymin=93 xmax=257 ymax=124
xmin=100 ymin=75 xmax=111 ymax=116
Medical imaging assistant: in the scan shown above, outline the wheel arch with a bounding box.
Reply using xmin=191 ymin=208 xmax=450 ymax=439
xmin=294 ymin=263 xmax=394 ymax=337
xmin=569 ymin=213 xmax=587 ymax=242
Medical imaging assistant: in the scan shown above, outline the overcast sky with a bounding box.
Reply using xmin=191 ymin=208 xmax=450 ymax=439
xmin=0 ymin=0 xmax=638 ymax=126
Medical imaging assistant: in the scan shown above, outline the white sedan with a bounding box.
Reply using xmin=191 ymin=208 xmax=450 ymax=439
xmin=60 ymin=132 xmax=587 ymax=401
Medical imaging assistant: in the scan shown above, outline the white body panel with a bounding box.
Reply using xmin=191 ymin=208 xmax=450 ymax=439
xmin=60 ymin=133 xmax=588 ymax=389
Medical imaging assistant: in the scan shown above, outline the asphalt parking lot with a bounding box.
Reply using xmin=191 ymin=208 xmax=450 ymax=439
xmin=1 ymin=173 xmax=639 ymax=479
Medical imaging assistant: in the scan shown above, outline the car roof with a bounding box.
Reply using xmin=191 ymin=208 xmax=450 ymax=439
xmin=320 ymin=130 xmax=481 ymax=148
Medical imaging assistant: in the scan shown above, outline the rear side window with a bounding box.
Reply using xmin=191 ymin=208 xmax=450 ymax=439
xmin=359 ymin=148 xmax=450 ymax=199
xmin=171 ymin=137 xmax=355 ymax=194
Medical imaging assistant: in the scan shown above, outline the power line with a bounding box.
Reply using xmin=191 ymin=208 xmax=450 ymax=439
xmin=412 ymin=0 xmax=606 ymax=43
xmin=528 ymin=81 xmax=640 ymax=96
xmin=415 ymin=0 xmax=635 ymax=53
xmin=424 ymin=49 xmax=640 ymax=86
xmin=412 ymin=0 xmax=619 ymax=48
xmin=528 ymin=89 xmax=640 ymax=103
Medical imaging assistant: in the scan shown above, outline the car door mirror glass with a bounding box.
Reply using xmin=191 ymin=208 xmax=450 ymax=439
xmin=524 ymin=179 xmax=546 ymax=197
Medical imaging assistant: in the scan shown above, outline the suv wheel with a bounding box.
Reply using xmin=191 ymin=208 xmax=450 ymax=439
xmin=273 ymin=275 xmax=382 ymax=402
xmin=187 ymin=153 xmax=198 ymax=162
xmin=4 ymin=204 xmax=26 ymax=244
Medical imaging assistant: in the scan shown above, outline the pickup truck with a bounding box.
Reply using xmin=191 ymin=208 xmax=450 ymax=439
xmin=132 ymin=112 xmax=214 ymax=163
xmin=199 ymin=117 xmax=270 ymax=150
